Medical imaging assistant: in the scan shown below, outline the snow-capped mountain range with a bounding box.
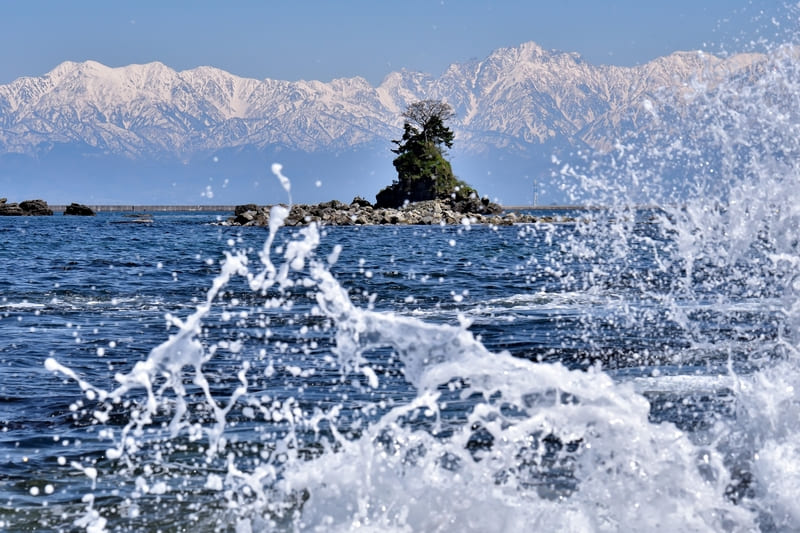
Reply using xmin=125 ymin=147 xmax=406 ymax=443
xmin=0 ymin=41 xmax=765 ymax=204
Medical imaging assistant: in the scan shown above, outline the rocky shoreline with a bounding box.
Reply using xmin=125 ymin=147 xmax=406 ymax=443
xmin=224 ymin=197 xmax=564 ymax=227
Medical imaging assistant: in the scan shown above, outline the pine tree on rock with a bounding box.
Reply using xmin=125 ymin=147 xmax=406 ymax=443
xmin=376 ymin=100 xmax=476 ymax=208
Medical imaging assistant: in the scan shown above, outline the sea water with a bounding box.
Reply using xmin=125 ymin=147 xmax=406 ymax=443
xmin=4 ymin=39 xmax=800 ymax=533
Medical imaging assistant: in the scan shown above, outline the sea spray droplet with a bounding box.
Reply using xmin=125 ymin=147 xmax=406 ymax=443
xmin=362 ymin=366 xmax=379 ymax=388
xmin=269 ymin=205 xmax=290 ymax=235
xmin=106 ymin=448 xmax=121 ymax=460
xmin=40 ymin=54 xmax=800 ymax=530
xmin=271 ymin=163 xmax=292 ymax=196
xmin=205 ymin=474 xmax=223 ymax=491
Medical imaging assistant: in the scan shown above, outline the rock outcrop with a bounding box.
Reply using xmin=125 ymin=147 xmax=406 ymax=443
xmin=0 ymin=198 xmax=53 ymax=216
xmin=225 ymin=197 xmax=557 ymax=227
xmin=64 ymin=203 xmax=96 ymax=216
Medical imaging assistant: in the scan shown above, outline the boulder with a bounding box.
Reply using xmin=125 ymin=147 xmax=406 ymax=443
xmin=0 ymin=202 xmax=24 ymax=216
xmin=450 ymin=196 xmax=502 ymax=215
xmin=19 ymin=199 xmax=53 ymax=216
xmin=64 ymin=203 xmax=96 ymax=216
xmin=234 ymin=211 xmax=255 ymax=225
xmin=318 ymin=200 xmax=348 ymax=211
xmin=350 ymin=196 xmax=372 ymax=208
xmin=235 ymin=204 xmax=258 ymax=216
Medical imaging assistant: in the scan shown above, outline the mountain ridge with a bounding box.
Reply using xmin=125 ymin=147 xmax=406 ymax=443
xmin=0 ymin=42 xmax=765 ymax=156
xmin=0 ymin=42 xmax=768 ymax=204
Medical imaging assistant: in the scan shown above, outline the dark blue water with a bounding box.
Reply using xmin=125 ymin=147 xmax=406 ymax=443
xmin=0 ymin=210 xmax=791 ymax=531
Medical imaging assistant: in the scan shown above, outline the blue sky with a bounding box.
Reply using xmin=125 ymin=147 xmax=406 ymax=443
xmin=0 ymin=0 xmax=783 ymax=85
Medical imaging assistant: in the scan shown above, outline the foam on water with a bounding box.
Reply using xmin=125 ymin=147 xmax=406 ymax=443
xmin=41 ymin=170 xmax=747 ymax=531
xmin=560 ymin=32 xmax=800 ymax=531
xmin=42 ymin=24 xmax=800 ymax=533
xmin=46 ymin=212 xmax=751 ymax=531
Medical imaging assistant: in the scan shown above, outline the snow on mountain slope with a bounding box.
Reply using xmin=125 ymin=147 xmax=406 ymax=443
xmin=0 ymin=41 xmax=765 ymax=160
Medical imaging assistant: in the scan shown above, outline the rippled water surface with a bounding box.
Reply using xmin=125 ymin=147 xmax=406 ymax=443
xmin=0 ymin=200 xmax=794 ymax=531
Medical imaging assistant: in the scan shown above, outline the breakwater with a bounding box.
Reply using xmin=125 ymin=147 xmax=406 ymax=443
xmin=48 ymin=204 xmax=236 ymax=213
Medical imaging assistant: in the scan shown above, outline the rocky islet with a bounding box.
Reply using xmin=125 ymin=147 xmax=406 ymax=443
xmin=224 ymin=197 xmax=563 ymax=227
xmin=0 ymin=198 xmax=53 ymax=216
xmin=64 ymin=203 xmax=96 ymax=216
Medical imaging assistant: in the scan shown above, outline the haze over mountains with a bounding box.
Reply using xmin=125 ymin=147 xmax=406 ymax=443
xmin=0 ymin=41 xmax=763 ymax=205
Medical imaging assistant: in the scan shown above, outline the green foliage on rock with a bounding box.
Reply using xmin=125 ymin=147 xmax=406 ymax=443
xmin=376 ymin=100 xmax=476 ymax=208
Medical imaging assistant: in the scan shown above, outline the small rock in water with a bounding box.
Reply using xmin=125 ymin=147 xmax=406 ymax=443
xmin=64 ymin=203 xmax=96 ymax=216
xmin=19 ymin=199 xmax=53 ymax=216
xmin=113 ymin=213 xmax=153 ymax=224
